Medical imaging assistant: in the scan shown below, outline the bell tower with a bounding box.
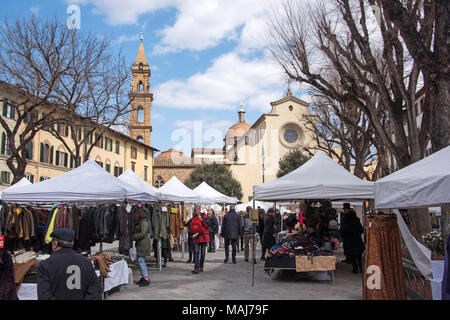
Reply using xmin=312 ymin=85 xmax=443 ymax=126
xmin=128 ymin=33 xmax=153 ymax=145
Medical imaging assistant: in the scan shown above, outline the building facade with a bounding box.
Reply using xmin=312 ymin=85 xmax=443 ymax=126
xmin=0 ymin=39 xmax=157 ymax=191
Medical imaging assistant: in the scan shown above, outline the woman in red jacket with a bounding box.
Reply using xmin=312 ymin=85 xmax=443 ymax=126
xmin=190 ymin=206 xmax=210 ymax=274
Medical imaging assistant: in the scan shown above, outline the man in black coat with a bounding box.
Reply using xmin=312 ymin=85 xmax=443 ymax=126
xmin=340 ymin=210 xmax=365 ymax=273
xmin=37 ymin=229 xmax=102 ymax=300
xmin=220 ymin=206 xmax=242 ymax=263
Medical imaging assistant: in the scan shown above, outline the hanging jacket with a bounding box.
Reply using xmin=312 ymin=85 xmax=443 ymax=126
xmin=153 ymin=203 xmax=171 ymax=240
xmin=118 ymin=205 xmax=130 ymax=254
xmin=45 ymin=207 xmax=60 ymax=244
xmin=170 ymin=206 xmax=183 ymax=238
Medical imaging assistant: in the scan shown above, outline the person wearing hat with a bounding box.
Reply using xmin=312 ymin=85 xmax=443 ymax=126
xmin=37 ymin=228 xmax=102 ymax=300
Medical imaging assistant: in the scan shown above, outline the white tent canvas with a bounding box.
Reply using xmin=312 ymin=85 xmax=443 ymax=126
xmin=1 ymin=160 xmax=151 ymax=203
xmin=193 ymin=181 xmax=237 ymax=204
xmin=0 ymin=177 xmax=32 ymax=197
xmin=375 ymin=145 xmax=450 ymax=209
xmin=253 ymin=151 xmax=375 ymax=201
xmin=158 ymin=176 xmax=209 ymax=203
xmin=118 ymin=169 xmax=160 ymax=202
xmin=236 ymin=200 xmax=271 ymax=212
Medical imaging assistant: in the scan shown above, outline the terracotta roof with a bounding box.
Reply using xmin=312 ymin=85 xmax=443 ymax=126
xmin=154 ymin=157 xmax=229 ymax=167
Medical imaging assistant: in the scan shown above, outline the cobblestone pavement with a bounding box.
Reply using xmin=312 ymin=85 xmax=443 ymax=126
xmin=105 ymin=243 xmax=363 ymax=300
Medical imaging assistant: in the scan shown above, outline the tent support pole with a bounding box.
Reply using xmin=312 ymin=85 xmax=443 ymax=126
xmin=252 ymin=198 xmax=256 ymax=287
xmin=158 ymin=238 xmax=162 ymax=271
xmin=181 ymin=202 xmax=185 ymax=260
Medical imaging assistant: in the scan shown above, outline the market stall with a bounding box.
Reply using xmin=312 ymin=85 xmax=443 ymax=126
xmin=253 ymin=151 xmax=375 ymax=282
xmin=374 ymin=145 xmax=450 ymax=300
xmin=1 ymin=160 xmax=159 ymax=299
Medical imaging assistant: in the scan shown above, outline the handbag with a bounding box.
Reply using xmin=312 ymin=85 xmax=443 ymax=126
xmin=129 ymin=245 xmax=137 ymax=261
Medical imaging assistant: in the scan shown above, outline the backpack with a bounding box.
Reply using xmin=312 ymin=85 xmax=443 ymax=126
xmin=189 ymin=217 xmax=203 ymax=235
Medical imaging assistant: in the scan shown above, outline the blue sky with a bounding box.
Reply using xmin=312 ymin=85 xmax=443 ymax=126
xmin=0 ymin=0 xmax=310 ymax=155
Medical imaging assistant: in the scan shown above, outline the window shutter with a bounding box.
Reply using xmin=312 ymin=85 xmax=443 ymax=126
xmin=30 ymin=175 xmax=34 ymax=183
xmin=64 ymin=153 xmax=68 ymax=167
xmin=2 ymin=99 xmax=8 ymax=117
xmin=55 ymin=151 xmax=60 ymax=165
xmin=70 ymin=155 xmax=73 ymax=168
xmin=116 ymin=141 xmax=119 ymax=154
xmin=9 ymin=104 xmax=15 ymax=119
xmin=40 ymin=143 xmax=44 ymax=162
xmin=49 ymin=146 xmax=54 ymax=164
xmin=1 ymin=132 xmax=5 ymax=155
xmin=65 ymin=125 xmax=69 ymax=137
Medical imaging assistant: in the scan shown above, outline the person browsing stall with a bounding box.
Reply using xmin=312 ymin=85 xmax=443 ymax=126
xmin=37 ymin=228 xmax=102 ymax=300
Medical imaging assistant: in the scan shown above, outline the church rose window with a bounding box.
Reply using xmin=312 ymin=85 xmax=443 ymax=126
xmin=284 ymin=128 xmax=298 ymax=143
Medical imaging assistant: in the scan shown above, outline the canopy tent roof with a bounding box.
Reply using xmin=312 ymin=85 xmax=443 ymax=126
xmin=1 ymin=160 xmax=153 ymax=204
xmin=253 ymin=151 xmax=375 ymax=201
xmin=0 ymin=177 xmax=32 ymax=197
xmin=118 ymin=169 xmax=160 ymax=202
xmin=236 ymin=200 xmax=271 ymax=212
xmin=158 ymin=176 xmax=209 ymax=203
xmin=193 ymin=182 xmax=238 ymax=204
xmin=375 ymin=146 xmax=450 ymax=209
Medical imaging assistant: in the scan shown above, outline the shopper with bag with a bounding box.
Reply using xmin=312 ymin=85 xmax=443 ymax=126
xmin=190 ymin=205 xmax=210 ymax=274
xmin=133 ymin=208 xmax=151 ymax=286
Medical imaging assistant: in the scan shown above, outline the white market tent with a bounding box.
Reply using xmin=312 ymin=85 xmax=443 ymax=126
xmin=236 ymin=200 xmax=271 ymax=212
xmin=1 ymin=160 xmax=153 ymax=204
xmin=375 ymin=145 xmax=450 ymax=209
xmin=253 ymin=151 xmax=375 ymax=201
xmin=158 ymin=176 xmax=210 ymax=204
xmin=118 ymin=169 xmax=160 ymax=202
xmin=193 ymin=181 xmax=238 ymax=204
xmin=0 ymin=177 xmax=32 ymax=197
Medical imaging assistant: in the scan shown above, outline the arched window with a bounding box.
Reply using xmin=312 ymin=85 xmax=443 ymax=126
xmin=137 ymin=106 xmax=144 ymax=122
xmin=139 ymin=81 xmax=143 ymax=93
xmin=136 ymin=136 xmax=144 ymax=143
xmin=154 ymin=176 xmax=165 ymax=188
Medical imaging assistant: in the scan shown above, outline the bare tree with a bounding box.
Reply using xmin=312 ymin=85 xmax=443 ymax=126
xmin=268 ymin=0 xmax=432 ymax=237
xmin=0 ymin=16 xmax=135 ymax=183
xmin=302 ymin=90 xmax=388 ymax=181
xmin=0 ymin=17 xmax=74 ymax=184
xmin=43 ymin=48 xmax=134 ymax=167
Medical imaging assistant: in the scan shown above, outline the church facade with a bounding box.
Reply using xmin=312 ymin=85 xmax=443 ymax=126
xmin=154 ymin=89 xmax=317 ymax=202
xmin=225 ymin=89 xmax=317 ymax=202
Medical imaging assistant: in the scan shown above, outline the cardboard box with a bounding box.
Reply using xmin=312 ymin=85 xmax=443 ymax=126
xmin=296 ymin=255 xmax=336 ymax=272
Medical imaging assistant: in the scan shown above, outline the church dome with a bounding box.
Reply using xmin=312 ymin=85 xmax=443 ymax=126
xmin=157 ymin=148 xmax=187 ymax=159
xmin=225 ymin=104 xmax=251 ymax=140
xmin=225 ymin=122 xmax=251 ymax=140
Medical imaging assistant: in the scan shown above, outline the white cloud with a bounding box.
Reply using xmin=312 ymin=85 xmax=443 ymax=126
xmin=153 ymin=51 xmax=286 ymax=113
xmin=66 ymin=0 xmax=177 ymax=25
xmin=152 ymin=112 xmax=165 ymax=122
xmin=67 ymin=0 xmax=275 ymax=53
xmin=30 ymin=6 xmax=40 ymax=16
xmin=112 ymin=34 xmax=139 ymax=45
